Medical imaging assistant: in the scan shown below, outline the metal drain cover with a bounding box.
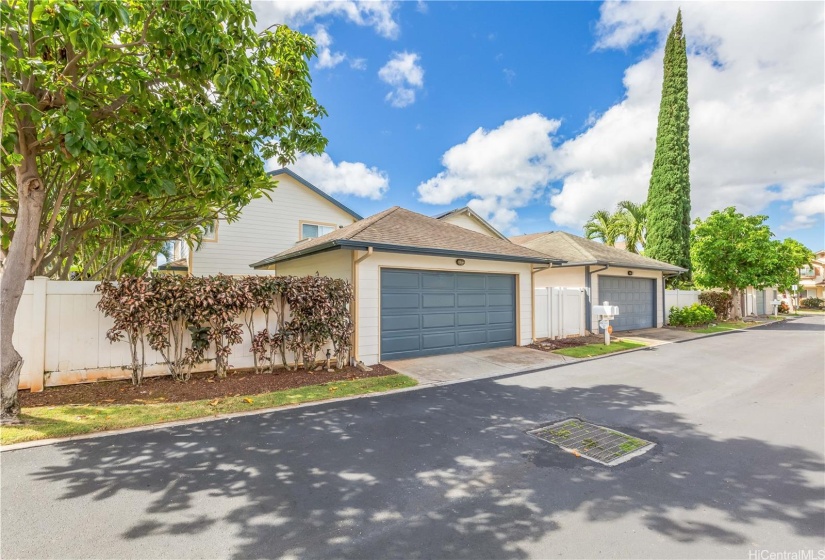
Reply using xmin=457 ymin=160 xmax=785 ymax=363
xmin=528 ymin=418 xmax=654 ymax=466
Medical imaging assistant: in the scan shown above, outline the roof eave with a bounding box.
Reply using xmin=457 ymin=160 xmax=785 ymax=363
xmin=252 ymin=239 xmax=562 ymax=267
xmin=555 ymin=260 xmax=686 ymax=273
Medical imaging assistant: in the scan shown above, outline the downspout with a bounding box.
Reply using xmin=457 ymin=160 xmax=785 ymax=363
xmin=531 ymin=263 xmax=552 ymax=342
xmin=351 ymin=247 xmax=374 ymax=363
xmin=586 ymin=265 xmax=610 ymax=333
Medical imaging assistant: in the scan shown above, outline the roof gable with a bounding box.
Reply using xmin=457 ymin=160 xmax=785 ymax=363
xmin=251 ymin=207 xmax=560 ymax=268
xmin=434 ymin=207 xmax=508 ymax=240
xmin=268 ymin=168 xmax=363 ymax=220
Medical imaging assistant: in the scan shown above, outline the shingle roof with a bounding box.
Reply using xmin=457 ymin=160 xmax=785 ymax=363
xmin=251 ymin=207 xmax=560 ymax=268
xmin=510 ymin=231 xmax=686 ymax=273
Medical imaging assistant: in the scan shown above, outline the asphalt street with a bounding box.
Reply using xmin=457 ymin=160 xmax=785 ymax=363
xmin=2 ymin=316 xmax=824 ymax=559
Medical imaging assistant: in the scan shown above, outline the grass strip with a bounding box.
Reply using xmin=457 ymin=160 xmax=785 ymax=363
xmin=1 ymin=374 xmax=417 ymax=446
xmin=692 ymin=321 xmax=751 ymax=333
xmin=552 ymin=340 xmax=645 ymax=358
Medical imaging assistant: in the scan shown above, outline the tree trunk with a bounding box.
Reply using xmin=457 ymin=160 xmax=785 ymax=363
xmin=1 ymin=150 xmax=46 ymax=423
xmin=730 ymin=287 xmax=742 ymax=320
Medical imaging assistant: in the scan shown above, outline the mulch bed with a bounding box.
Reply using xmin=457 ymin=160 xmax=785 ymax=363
xmin=20 ymin=364 xmax=398 ymax=408
xmin=528 ymin=334 xmax=606 ymax=352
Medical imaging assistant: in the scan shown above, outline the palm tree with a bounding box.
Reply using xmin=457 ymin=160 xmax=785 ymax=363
xmin=613 ymin=200 xmax=647 ymax=253
xmin=584 ymin=210 xmax=619 ymax=245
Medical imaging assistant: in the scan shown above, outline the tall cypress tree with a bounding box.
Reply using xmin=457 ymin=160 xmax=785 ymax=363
xmin=645 ymin=10 xmax=692 ymax=275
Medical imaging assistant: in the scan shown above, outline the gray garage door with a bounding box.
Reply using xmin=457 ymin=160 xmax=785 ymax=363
xmin=597 ymin=276 xmax=656 ymax=332
xmin=756 ymin=290 xmax=765 ymax=315
xmin=380 ymin=269 xmax=516 ymax=360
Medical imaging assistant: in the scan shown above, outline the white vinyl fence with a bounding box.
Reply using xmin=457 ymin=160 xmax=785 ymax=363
xmin=664 ymin=289 xmax=702 ymax=311
xmin=12 ymin=277 xmax=328 ymax=391
xmin=534 ymin=287 xmax=586 ymax=339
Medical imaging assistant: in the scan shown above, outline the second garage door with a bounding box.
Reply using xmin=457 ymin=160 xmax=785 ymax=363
xmin=597 ymin=276 xmax=656 ymax=331
xmin=380 ymin=269 xmax=516 ymax=360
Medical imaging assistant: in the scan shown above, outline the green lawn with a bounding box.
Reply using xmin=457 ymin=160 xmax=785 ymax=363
xmin=691 ymin=321 xmax=752 ymax=333
xmin=552 ymin=340 xmax=646 ymax=359
xmin=0 ymin=374 xmax=417 ymax=446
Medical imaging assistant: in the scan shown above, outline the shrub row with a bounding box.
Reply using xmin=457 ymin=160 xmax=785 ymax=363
xmin=97 ymin=274 xmax=353 ymax=385
xmin=669 ymin=303 xmax=716 ymax=327
xmin=698 ymin=291 xmax=732 ymax=320
xmin=800 ymin=297 xmax=824 ymax=310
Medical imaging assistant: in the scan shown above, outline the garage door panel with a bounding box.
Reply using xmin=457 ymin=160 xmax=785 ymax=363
xmin=457 ymin=330 xmax=487 ymax=345
xmin=488 ymin=310 xmax=514 ymax=324
xmin=380 ymin=270 xmax=516 ymax=360
xmin=422 ymin=293 xmax=455 ymax=308
xmin=422 ymin=313 xmax=455 ymax=329
xmin=382 ymin=271 xmax=420 ymax=289
xmin=422 ymin=332 xmax=456 ymax=350
xmin=382 ymin=335 xmax=421 ymax=354
xmin=457 ymin=311 xmax=486 ymax=326
xmin=422 ymin=273 xmax=455 ymax=290
xmin=382 ymin=315 xmax=420 ymax=332
xmin=598 ymin=275 xmax=655 ymax=332
xmin=456 ymin=275 xmax=486 ymax=290
xmin=458 ymin=293 xmax=486 ymax=307
xmin=488 ymin=327 xmax=516 ymax=343
xmin=487 ymin=294 xmax=513 ymax=307
xmin=382 ymin=293 xmax=419 ymax=309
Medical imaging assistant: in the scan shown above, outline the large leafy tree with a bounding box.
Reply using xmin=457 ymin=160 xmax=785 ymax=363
xmin=645 ymin=10 xmax=692 ymax=274
xmin=691 ymin=208 xmax=812 ymax=318
xmin=0 ymin=0 xmax=327 ymax=421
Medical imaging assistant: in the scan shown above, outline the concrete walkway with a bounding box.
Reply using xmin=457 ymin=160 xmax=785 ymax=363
xmin=382 ymin=345 xmax=571 ymax=384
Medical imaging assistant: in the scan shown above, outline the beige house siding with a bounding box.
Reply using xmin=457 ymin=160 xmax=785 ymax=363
xmin=440 ymin=213 xmax=499 ymax=237
xmin=191 ymin=174 xmax=358 ymax=276
xmin=533 ymin=266 xmax=586 ymax=288
xmin=267 ymin=250 xmax=352 ymax=281
xmin=354 ymin=251 xmax=534 ymax=365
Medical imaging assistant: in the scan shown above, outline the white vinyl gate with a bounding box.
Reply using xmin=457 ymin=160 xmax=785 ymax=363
xmin=534 ymin=287 xmax=586 ymax=339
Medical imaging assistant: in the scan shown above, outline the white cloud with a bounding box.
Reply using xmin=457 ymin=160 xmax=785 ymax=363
xmin=313 ymin=26 xmax=346 ymax=69
xmin=283 ymin=153 xmax=389 ymax=200
xmin=416 ymin=114 xmax=560 ymax=233
xmin=252 ymin=1 xmax=399 ymax=39
xmin=349 ymin=58 xmax=367 ymax=70
xmin=785 ymin=193 xmax=825 ymax=230
xmin=378 ymin=52 xmax=424 ymax=108
xmin=550 ymin=2 xmax=824 ymax=230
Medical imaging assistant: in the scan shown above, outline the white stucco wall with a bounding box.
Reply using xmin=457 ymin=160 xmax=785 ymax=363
xmin=191 ymin=174 xmax=358 ymax=276
xmin=354 ymin=251 xmax=534 ymax=365
xmin=440 ymin=213 xmax=501 ymax=238
xmin=268 ymin=249 xmax=352 ymax=281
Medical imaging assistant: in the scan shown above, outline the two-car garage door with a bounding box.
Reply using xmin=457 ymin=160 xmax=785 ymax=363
xmin=597 ymin=276 xmax=656 ymax=332
xmin=380 ymin=269 xmax=516 ymax=360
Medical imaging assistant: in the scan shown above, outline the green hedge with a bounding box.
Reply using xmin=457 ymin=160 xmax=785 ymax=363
xmin=669 ymin=303 xmax=716 ymax=327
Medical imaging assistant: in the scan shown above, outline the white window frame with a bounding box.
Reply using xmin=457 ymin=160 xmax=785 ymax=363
xmin=300 ymin=221 xmax=336 ymax=240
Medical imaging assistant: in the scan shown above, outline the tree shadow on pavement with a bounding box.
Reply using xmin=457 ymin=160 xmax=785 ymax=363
xmin=11 ymin=380 xmax=825 ymax=559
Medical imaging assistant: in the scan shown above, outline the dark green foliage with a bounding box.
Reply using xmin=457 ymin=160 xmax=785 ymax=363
xmin=698 ymin=291 xmax=733 ymax=320
xmin=800 ymin=298 xmax=824 ymax=310
xmin=669 ymin=304 xmax=716 ymax=327
xmin=645 ymin=10 xmax=692 ymax=274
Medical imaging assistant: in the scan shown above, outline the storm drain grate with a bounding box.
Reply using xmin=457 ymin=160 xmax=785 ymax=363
xmin=528 ymin=418 xmax=654 ymax=466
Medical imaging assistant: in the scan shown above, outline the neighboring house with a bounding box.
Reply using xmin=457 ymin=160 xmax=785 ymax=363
xmin=510 ymin=232 xmax=686 ymax=333
xmin=250 ymin=206 xmax=561 ymax=365
xmin=434 ymin=207 xmax=508 ymax=240
xmin=798 ymin=250 xmax=825 ymax=300
xmin=159 ymin=169 xmax=362 ymax=276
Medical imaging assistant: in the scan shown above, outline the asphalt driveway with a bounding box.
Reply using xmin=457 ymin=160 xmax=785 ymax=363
xmin=2 ymin=316 xmax=824 ymax=559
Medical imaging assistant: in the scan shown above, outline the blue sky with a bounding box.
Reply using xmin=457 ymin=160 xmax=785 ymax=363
xmin=254 ymin=1 xmax=825 ymax=251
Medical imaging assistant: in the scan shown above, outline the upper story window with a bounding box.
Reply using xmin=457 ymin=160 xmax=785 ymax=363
xmin=301 ymin=222 xmax=335 ymax=240
xmin=201 ymin=220 xmax=218 ymax=241
xmin=800 ymin=266 xmax=815 ymax=277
